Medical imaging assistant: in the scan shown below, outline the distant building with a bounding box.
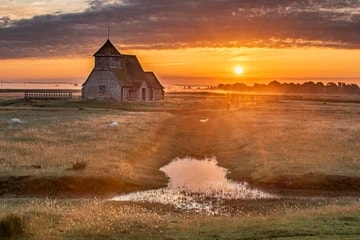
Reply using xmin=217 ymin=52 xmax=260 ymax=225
xmin=82 ymin=39 xmax=164 ymax=101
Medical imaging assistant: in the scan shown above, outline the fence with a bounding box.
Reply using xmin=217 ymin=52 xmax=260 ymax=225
xmin=24 ymin=89 xmax=74 ymax=100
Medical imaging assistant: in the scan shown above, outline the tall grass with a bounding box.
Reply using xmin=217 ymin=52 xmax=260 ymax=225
xmin=219 ymin=101 xmax=360 ymax=178
xmin=0 ymin=95 xmax=359 ymax=239
xmin=0 ymin=108 xmax=172 ymax=182
xmin=0 ymin=198 xmax=358 ymax=239
xmin=0 ymin=214 xmax=25 ymax=239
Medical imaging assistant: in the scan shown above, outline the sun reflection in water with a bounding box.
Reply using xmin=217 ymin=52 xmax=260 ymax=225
xmin=111 ymin=156 xmax=275 ymax=214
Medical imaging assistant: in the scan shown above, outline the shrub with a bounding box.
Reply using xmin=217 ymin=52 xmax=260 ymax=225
xmin=0 ymin=214 xmax=25 ymax=239
xmin=68 ymin=160 xmax=88 ymax=171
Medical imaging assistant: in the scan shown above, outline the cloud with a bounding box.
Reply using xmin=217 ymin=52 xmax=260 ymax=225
xmin=0 ymin=0 xmax=360 ymax=59
xmin=0 ymin=17 xmax=12 ymax=27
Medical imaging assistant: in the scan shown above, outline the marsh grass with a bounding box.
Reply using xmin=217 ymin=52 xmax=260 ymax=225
xmin=1 ymin=95 xmax=359 ymax=187
xmin=0 ymin=107 xmax=172 ymax=181
xmin=2 ymin=96 xmax=358 ymax=188
xmin=0 ymin=213 xmax=26 ymax=239
xmin=205 ymin=100 xmax=360 ymax=180
xmin=0 ymin=94 xmax=360 ymax=238
xmin=0 ymin=198 xmax=358 ymax=239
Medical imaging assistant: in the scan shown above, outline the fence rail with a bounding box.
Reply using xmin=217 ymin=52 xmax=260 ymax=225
xmin=24 ymin=89 xmax=75 ymax=100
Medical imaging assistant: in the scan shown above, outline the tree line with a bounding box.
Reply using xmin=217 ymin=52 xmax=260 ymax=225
xmin=218 ymin=81 xmax=360 ymax=95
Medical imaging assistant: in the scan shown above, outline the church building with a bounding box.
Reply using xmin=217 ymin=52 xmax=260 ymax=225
xmin=82 ymin=39 xmax=164 ymax=101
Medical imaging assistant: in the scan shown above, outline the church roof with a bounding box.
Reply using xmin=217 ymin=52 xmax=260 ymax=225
xmin=111 ymin=68 xmax=133 ymax=87
xmin=122 ymin=55 xmax=149 ymax=89
xmin=122 ymin=55 xmax=146 ymax=79
xmin=145 ymin=72 xmax=164 ymax=89
xmin=94 ymin=39 xmax=122 ymax=57
xmin=119 ymin=55 xmax=164 ymax=90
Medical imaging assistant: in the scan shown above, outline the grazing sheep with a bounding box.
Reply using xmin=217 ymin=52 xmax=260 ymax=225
xmin=108 ymin=121 xmax=119 ymax=128
xmin=10 ymin=118 xmax=22 ymax=124
xmin=199 ymin=118 xmax=209 ymax=123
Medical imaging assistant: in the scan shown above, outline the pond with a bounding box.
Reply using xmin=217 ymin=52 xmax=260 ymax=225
xmin=111 ymin=156 xmax=276 ymax=214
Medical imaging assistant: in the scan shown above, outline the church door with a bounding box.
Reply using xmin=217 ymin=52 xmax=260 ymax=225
xmin=141 ymin=88 xmax=146 ymax=101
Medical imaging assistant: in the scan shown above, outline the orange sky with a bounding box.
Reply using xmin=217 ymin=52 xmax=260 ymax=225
xmin=138 ymin=47 xmax=360 ymax=85
xmin=1 ymin=47 xmax=359 ymax=86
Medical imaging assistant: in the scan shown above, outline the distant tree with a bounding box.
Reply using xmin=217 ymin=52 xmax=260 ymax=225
xmin=253 ymin=83 xmax=266 ymax=92
xmin=217 ymin=80 xmax=360 ymax=95
xmin=325 ymin=82 xmax=338 ymax=94
xmin=283 ymin=82 xmax=298 ymax=93
xmin=268 ymin=80 xmax=282 ymax=92
xmin=233 ymin=82 xmax=248 ymax=91
xmin=343 ymin=83 xmax=360 ymax=94
xmin=315 ymin=82 xmax=325 ymax=93
xmin=301 ymin=81 xmax=317 ymax=93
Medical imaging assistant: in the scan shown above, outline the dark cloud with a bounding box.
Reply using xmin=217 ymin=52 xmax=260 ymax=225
xmin=0 ymin=17 xmax=12 ymax=27
xmin=0 ymin=0 xmax=360 ymax=59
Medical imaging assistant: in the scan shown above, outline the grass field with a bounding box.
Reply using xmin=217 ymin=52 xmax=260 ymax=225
xmin=0 ymin=92 xmax=359 ymax=239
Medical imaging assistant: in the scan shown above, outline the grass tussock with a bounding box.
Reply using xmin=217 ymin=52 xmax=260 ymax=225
xmin=67 ymin=160 xmax=88 ymax=171
xmin=0 ymin=214 xmax=26 ymax=239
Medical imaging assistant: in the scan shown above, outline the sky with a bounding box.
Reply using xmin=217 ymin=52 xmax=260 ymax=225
xmin=1 ymin=0 xmax=360 ymax=86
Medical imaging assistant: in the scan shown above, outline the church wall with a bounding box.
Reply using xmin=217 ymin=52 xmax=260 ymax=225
xmin=153 ymin=89 xmax=165 ymax=100
xmin=82 ymin=71 xmax=122 ymax=100
xmin=122 ymin=87 xmax=131 ymax=101
xmin=128 ymin=81 xmax=150 ymax=101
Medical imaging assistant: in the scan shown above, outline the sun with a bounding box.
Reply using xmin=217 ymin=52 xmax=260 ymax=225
xmin=234 ymin=66 xmax=244 ymax=74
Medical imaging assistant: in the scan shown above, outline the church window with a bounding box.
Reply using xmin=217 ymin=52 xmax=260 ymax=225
xmin=99 ymin=85 xmax=106 ymax=93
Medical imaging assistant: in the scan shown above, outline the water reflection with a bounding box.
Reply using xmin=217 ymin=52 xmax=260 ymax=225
xmin=112 ymin=156 xmax=275 ymax=214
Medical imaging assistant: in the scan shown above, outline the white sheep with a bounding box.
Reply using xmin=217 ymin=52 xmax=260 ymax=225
xmin=10 ymin=118 xmax=22 ymax=124
xmin=199 ymin=118 xmax=209 ymax=123
xmin=108 ymin=121 xmax=119 ymax=128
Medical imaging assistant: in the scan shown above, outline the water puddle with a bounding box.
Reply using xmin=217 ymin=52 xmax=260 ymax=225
xmin=111 ymin=156 xmax=275 ymax=214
